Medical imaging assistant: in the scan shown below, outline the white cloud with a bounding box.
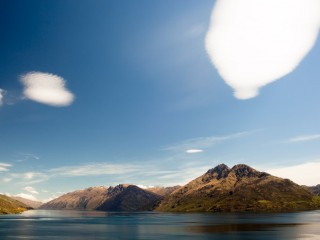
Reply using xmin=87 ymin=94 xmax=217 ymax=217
xmin=186 ymin=149 xmax=203 ymax=154
xmin=286 ymin=134 xmax=320 ymax=143
xmin=9 ymin=172 xmax=49 ymax=184
xmin=137 ymin=185 xmax=155 ymax=189
xmin=15 ymin=193 xmax=38 ymax=201
xmin=48 ymin=163 xmax=141 ymax=177
xmin=268 ymin=161 xmax=320 ymax=186
xmin=206 ymin=0 xmax=320 ymax=99
xmin=20 ymin=71 xmax=74 ymax=106
xmin=165 ymin=132 xmax=250 ymax=152
xmin=0 ymin=89 xmax=4 ymax=105
xmin=0 ymin=163 xmax=11 ymax=172
xmin=23 ymin=186 xmax=39 ymax=195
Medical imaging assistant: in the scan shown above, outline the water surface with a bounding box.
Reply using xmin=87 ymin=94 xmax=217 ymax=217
xmin=0 ymin=210 xmax=319 ymax=239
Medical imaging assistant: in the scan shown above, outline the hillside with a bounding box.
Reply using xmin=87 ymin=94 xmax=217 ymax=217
xmin=40 ymin=186 xmax=109 ymax=210
xmin=156 ymin=164 xmax=320 ymax=212
xmin=308 ymin=185 xmax=320 ymax=195
xmin=11 ymin=196 xmax=43 ymax=209
xmin=0 ymin=194 xmax=30 ymax=214
xmin=147 ymin=186 xmax=181 ymax=197
xmin=41 ymin=184 xmax=162 ymax=211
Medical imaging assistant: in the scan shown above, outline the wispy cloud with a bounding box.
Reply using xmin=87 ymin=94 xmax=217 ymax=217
xmin=20 ymin=71 xmax=74 ymax=107
xmin=15 ymin=153 xmax=40 ymax=163
xmin=206 ymin=0 xmax=320 ymax=99
xmin=164 ymin=132 xmax=251 ymax=152
xmin=0 ymin=89 xmax=4 ymax=105
xmin=15 ymin=193 xmax=39 ymax=201
xmin=48 ymin=163 xmax=140 ymax=177
xmin=286 ymin=134 xmax=320 ymax=143
xmin=23 ymin=186 xmax=39 ymax=195
xmin=267 ymin=161 xmax=320 ymax=186
xmin=9 ymin=172 xmax=49 ymax=184
xmin=0 ymin=163 xmax=11 ymax=172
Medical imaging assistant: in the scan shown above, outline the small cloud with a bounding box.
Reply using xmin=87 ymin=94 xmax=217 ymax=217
xmin=137 ymin=185 xmax=155 ymax=189
xmin=20 ymin=71 xmax=74 ymax=107
xmin=0 ymin=163 xmax=11 ymax=172
xmin=15 ymin=193 xmax=38 ymax=201
xmin=165 ymin=132 xmax=251 ymax=152
xmin=286 ymin=134 xmax=320 ymax=143
xmin=23 ymin=186 xmax=39 ymax=195
xmin=206 ymin=0 xmax=320 ymax=99
xmin=0 ymin=89 xmax=4 ymax=105
xmin=267 ymin=161 xmax=320 ymax=186
xmin=186 ymin=149 xmax=203 ymax=154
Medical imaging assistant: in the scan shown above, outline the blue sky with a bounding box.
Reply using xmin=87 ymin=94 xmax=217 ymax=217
xmin=0 ymin=0 xmax=319 ymax=202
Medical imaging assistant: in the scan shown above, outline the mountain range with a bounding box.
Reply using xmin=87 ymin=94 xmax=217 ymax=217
xmin=40 ymin=184 xmax=162 ymax=211
xmin=2 ymin=163 xmax=320 ymax=214
xmin=157 ymin=164 xmax=319 ymax=212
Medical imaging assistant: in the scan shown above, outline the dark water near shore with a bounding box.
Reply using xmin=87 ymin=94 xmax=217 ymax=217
xmin=0 ymin=210 xmax=320 ymax=239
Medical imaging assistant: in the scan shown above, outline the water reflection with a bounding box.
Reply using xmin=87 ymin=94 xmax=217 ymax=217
xmin=0 ymin=210 xmax=319 ymax=239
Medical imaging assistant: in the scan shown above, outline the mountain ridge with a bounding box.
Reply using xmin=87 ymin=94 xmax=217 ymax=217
xmin=156 ymin=163 xmax=320 ymax=212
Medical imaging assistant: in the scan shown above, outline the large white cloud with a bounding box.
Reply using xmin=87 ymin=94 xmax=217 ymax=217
xmin=206 ymin=0 xmax=320 ymax=99
xmin=21 ymin=72 xmax=74 ymax=106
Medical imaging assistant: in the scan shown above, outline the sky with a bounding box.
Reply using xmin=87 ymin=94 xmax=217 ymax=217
xmin=0 ymin=0 xmax=320 ymax=202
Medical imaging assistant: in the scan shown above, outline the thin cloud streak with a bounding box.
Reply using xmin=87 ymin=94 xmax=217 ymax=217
xmin=48 ymin=163 xmax=141 ymax=177
xmin=206 ymin=0 xmax=320 ymax=99
xmin=164 ymin=132 xmax=251 ymax=152
xmin=286 ymin=134 xmax=320 ymax=143
xmin=23 ymin=186 xmax=39 ymax=195
xmin=0 ymin=163 xmax=11 ymax=172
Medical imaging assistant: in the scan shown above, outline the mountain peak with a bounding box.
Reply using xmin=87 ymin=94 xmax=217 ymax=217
xmin=231 ymin=164 xmax=269 ymax=178
xmin=203 ymin=163 xmax=230 ymax=182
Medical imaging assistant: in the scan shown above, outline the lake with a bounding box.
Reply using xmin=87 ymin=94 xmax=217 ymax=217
xmin=0 ymin=210 xmax=320 ymax=239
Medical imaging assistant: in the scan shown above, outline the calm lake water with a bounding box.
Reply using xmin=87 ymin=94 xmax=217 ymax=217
xmin=0 ymin=210 xmax=320 ymax=239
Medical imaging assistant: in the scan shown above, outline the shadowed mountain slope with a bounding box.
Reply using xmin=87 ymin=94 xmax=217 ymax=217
xmin=40 ymin=184 xmax=162 ymax=211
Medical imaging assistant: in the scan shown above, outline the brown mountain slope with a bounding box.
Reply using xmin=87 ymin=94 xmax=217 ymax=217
xmin=0 ymin=194 xmax=30 ymax=214
xmin=308 ymin=185 xmax=320 ymax=195
xmin=156 ymin=164 xmax=319 ymax=212
xmin=11 ymin=196 xmax=43 ymax=209
xmin=40 ymin=184 xmax=162 ymax=211
xmin=147 ymin=186 xmax=181 ymax=197
xmin=96 ymin=184 xmax=162 ymax=211
xmin=40 ymin=186 xmax=109 ymax=210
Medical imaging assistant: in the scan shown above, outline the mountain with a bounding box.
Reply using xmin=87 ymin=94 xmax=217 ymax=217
xmin=40 ymin=184 xmax=162 ymax=211
xmin=96 ymin=184 xmax=162 ymax=211
xmin=0 ymin=194 xmax=30 ymax=214
xmin=308 ymin=185 xmax=320 ymax=195
xmin=11 ymin=196 xmax=43 ymax=209
xmin=147 ymin=186 xmax=181 ymax=197
xmin=40 ymin=186 xmax=109 ymax=210
xmin=156 ymin=164 xmax=320 ymax=212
